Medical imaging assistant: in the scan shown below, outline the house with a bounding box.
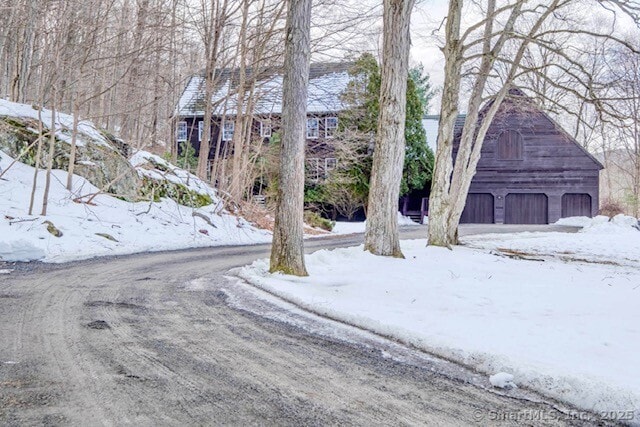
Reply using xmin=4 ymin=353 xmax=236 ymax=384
xmin=418 ymin=90 xmax=603 ymax=224
xmin=174 ymin=62 xmax=354 ymax=181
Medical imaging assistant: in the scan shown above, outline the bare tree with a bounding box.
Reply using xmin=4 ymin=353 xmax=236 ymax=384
xmin=269 ymin=0 xmax=312 ymax=276
xmin=603 ymin=42 xmax=640 ymax=216
xmin=363 ymin=0 xmax=415 ymax=258
xmin=195 ymin=0 xmax=235 ymax=180
xmin=428 ymin=0 xmax=640 ymax=247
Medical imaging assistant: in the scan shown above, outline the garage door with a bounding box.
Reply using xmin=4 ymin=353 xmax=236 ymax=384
xmin=505 ymin=193 xmax=548 ymax=224
xmin=562 ymin=193 xmax=592 ymax=217
xmin=460 ymin=193 xmax=494 ymax=224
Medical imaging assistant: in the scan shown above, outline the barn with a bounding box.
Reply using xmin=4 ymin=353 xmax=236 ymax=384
xmin=421 ymin=90 xmax=603 ymax=224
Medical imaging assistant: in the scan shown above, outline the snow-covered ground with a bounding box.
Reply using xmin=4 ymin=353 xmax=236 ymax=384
xmin=332 ymin=212 xmax=418 ymax=235
xmin=464 ymin=214 xmax=640 ymax=267
xmin=0 ymin=150 xmax=271 ymax=263
xmin=239 ymin=219 xmax=640 ymax=420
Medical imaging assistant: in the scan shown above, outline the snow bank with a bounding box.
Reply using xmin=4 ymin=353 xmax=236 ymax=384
xmin=557 ymin=214 xmax=640 ymax=232
xmin=0 ymin=150 xmax=270 ymax=263
xmin=0 ymin=239 xmax=45 ymax=262
xmin=397 ymin=212 xmax=417 ymax=226
xmin=0 ymin=99 xmax=112 ymax=148
xmin=331 ymin=221 xmax=366 ymax=235
xmin=581 ymin=214 xmax=640 ymax=234
xmin=555 ymin=215 xmax=610 ymax=228
xmin=332 ymin=212 xmax=419 ymax=235
xmin=470 ymin=215 xmax=640 ymax=267
xmin=489 ymin=372 xmax=516 ymax=389
xmin=239 ymin=239 xmax=640 ymax=418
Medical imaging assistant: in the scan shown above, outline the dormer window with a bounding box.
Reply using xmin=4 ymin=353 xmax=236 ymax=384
xmin=497 ymin=130 xmax=523 ymax=160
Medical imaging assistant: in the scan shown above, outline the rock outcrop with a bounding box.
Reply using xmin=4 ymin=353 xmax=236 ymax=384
xmin=0 ymin=114 xmax=140 ymax=200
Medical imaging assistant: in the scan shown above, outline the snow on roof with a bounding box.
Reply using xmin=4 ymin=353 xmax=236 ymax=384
xmin=0 ymin=98 xmax=112 ymax=149
xmin=176 ymin=62 xmax=354 ymax=117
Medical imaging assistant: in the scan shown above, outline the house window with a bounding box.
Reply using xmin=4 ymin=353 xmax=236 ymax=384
xmin=260 ymin=119 xmax=272 ymax=138
xmin=176 ymin=121 xmax=187 ymax=142
xmin=306 ymin=158 xmax=321 ymax=182
xmin=222 ymin=120 xmax=235 ymax=141
xmin=198 ymin=121 xmax=204 ymax=141
xmin=306 ymin=118 xmax=319 ymax=139
xmin=325 ymin=117 xmax=338 ymax=138
xmin=497 ymin=130 xmax=523 ymax=160
xmin=324 ymin=158 xmax=337 ymax=177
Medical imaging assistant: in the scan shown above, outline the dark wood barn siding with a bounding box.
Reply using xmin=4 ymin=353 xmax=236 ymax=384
xmin=460 ymin=193 xmax=494 ymax=223
xmin=505 ymin=193 xmax=548 ymax=224
xmin=561 ymin=193 xmax=592 ymax=217
xmin=453 ymin=98 xmax=602 ymax=224
xmin=496 ymin=130 xmax=523 ymax=160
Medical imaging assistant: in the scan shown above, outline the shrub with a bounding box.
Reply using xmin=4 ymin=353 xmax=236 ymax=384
xmin=139 ymin=176 xmax=212 ymax=208
xmin=599 ymin=199 xmax=625 ymax=217
xmin=304 ymin=210 xmax=334 ymax=231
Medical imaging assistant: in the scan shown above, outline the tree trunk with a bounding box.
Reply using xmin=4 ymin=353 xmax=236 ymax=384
xmin=230 ymin=0 xmax=250 ymax=200
xmin=41 ymin=96 xmax=57 ymax=216
xmin=28 ymin=105 xmax=45 ymax=216
xmin=269 ymin=0 xmax=311 ymax=276
xmin=363 ymin=0 xmax=415 ymax=258
xmin=66 ymin=98 xmax=80 ymax=190
xmin=428 ymin=0 xmax=465 ymax=247
xmin=428 ymin=0 xmax=528 ymax=247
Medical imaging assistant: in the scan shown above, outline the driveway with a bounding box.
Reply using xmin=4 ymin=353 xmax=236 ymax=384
xmin=458 ymin=223 xmax=581 ymax=236
xmin=0 ymin=228 xmax=596 ymax=426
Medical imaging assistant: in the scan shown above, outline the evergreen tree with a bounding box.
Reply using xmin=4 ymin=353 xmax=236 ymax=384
xmin=337 ymin=54 xmax=435 ymax=202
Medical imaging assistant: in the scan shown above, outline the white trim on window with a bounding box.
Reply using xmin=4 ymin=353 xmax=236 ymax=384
xmin=176 ymin=121 xmax=188 ymax=142
xmin=306 ymin=117 xmax=319 ymax=139
xmin=260 ymin=119 xmax=272 ymax=138
xmin=324 ymin=157 xmax=337 ymax=177
xmin=222 ymin=121 xmax=235 ymax=141
xmin=325 ymin=117 xmax=338 ymax=138
xmin=306 ymin=157 xmax=321 ymax=182
xmin=198 ymin=121 xmax=204 ymax=141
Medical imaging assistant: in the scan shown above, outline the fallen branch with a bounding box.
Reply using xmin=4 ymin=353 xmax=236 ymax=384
xmin=192 ymin=211 xmax=217 ymax=228
xmin=8 ymin=217 xmax=39 ymax=225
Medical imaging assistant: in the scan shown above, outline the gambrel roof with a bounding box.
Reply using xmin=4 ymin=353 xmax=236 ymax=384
xmin=176 ymin=62 xmax=354 ymax=117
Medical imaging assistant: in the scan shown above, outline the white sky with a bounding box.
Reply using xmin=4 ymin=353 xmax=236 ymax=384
xmin=406 ymin=0 xmax=639 ymax=113
xmin=410 ymin=0 xmax=449 ymax=100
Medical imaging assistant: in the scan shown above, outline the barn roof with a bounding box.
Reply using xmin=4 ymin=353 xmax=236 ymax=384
xmin=176 ymin=62 xmax=354 ymax=117
xmin=423 ymin=92 xmax=603 ymax=170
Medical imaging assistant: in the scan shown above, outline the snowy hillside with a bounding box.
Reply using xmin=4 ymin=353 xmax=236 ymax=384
xmin=0 ymin=99 xmax=273 ymax=263
xmin=0 ymin=150 xmax=271 ymax=263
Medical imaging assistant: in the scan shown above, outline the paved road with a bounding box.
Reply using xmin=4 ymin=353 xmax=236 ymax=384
xmin=0 ymin=226 xmax=595 ymax=426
